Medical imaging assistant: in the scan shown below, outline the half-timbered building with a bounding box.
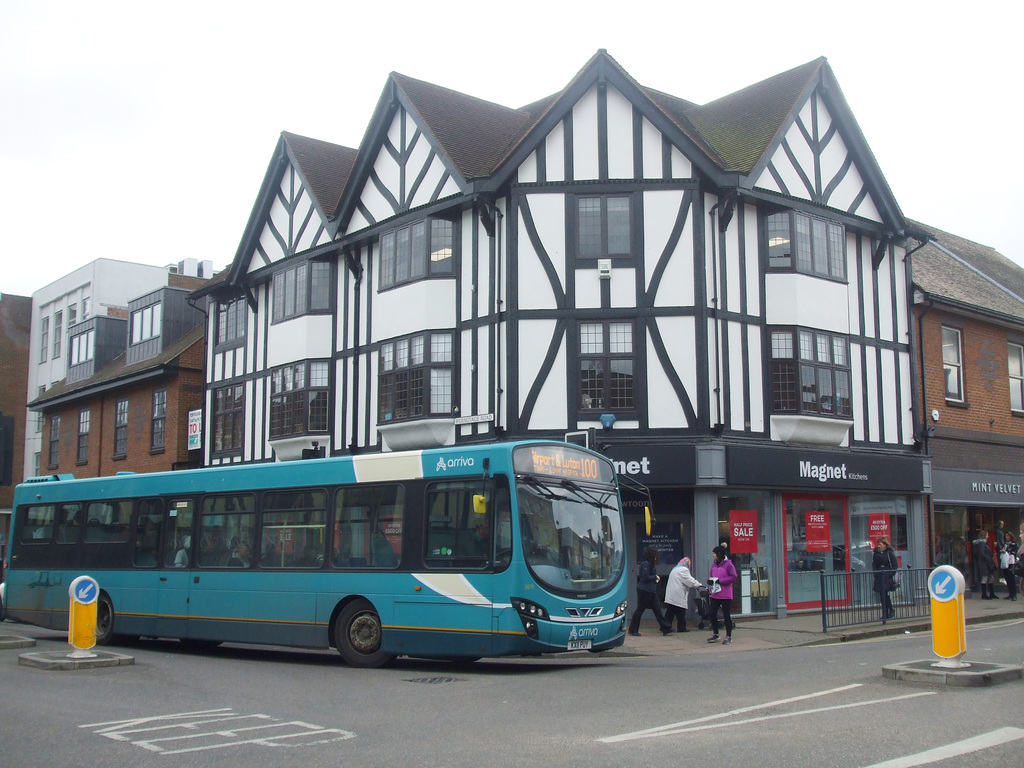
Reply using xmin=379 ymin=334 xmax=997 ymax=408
xmin=196 ymin=51 xmax=930 ymax=616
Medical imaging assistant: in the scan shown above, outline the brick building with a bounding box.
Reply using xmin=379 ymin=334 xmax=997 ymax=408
xmin=910 ymin=220 xmax=1024 ymax=590
xmin=0 ymin=291 xmax=32 ymax=565
xmin=30 ymin=280 xmax=209 ymax=478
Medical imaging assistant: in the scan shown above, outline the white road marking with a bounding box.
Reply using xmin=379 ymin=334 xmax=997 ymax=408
xmin=80 ymin=708 xmax=355 ymax=754
xmin=860 ymin=727 xmax=1024 ymax=768
xmin=598 ymin=684 xmax=936 ymax=743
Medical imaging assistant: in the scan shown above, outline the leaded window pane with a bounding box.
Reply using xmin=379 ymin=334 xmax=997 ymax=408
xmin=431 ymin=333 xmax=452 ymax=363
xmin=578 ymin=199 xmax=602 ymax=257
xmin=609 ymin=322 xmax=632 ymax=354
xmin=580 ymin=323 xmax=603 ymax=354
xmin=607 ymin=197 xmax=631 ymax=254
xmin=430 ymin=220 xmax=453 ymax=273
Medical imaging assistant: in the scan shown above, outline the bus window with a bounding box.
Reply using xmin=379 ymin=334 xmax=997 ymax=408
xmin=199 ymin=495 xmax=255 ymax=567
xmin=55 ymin=504 xmax=83 ymax=544
xmin=333 ymin=485 xmax=404 ymax=568
xmin=19 ymin=505 xmax=55 ymax=543
xmin=165 ymin=500 xmax=194 ymax=567
xmin=133 ymin=499 xmax=163 ymax=567
xmin=261 ymin=490 xmax=327 ymax=568
xmin=84 ymin=501 xmax=132 ymax=543
xmin=424 ymin=481 xmax=491 ymax=567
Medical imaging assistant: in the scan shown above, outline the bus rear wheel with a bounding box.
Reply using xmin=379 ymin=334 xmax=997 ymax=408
xmin=334 ymin=599 xmax=393 ymax=668
xmin=95 ymin=594 xmax=115 ymax=645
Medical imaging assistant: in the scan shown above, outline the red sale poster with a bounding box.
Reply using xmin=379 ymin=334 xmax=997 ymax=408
xmin=730 ymin=510 xmax=758 ymax=554
xmin=805 ymin=511 xmax=831 ymax=552
xmin=868 ymin=514 xmax=890 ymax=547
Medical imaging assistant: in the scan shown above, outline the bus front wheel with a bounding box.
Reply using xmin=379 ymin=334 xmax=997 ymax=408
xmin=95 ymin=594 xmax=115 ymax=645
xmin=334 ymin=599 xmax=393 ymax=668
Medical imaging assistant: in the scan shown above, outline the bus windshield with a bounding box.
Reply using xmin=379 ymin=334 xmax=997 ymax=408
xmin=516 ymin=474 xmax=624 ymax=595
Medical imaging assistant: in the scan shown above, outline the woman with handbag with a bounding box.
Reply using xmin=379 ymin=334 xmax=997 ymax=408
xmin=872 ymin=536 xmax=898 ymax=619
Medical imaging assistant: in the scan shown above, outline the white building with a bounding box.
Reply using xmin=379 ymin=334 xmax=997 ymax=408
xmin=195 ymin=52 xmax=930 ymax=616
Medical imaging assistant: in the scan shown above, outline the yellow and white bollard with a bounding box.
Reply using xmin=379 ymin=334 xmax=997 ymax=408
xmin=68 ymin=575 xmax=100 ymax=658
xmin=927 ymin=565 xmax=967 ymax=669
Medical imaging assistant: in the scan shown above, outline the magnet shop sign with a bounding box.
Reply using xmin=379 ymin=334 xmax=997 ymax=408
xmin=729 ymin=510 xmax=758 ymax=554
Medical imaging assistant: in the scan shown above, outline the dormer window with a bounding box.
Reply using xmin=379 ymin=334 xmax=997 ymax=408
xmin=131 ymin=302 xmax=162 ymax=344
xmin=272 ymin=261 xmax=332 ymax=323
xmin=379 ymin=218 xmax=454 ymax=289
xmin=216 ymin=298 xmax=246 ymax=346
xmin=70 ymin=329 xmax=95 ymax=365
xmin=766 ymin=211 xmax=846 ymax=281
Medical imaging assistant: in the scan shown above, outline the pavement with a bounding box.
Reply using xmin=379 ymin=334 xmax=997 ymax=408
xmin=2 ymin=593 xmax=1020 ymax=664
xmin=620 ymin=592 xmax=1023 ymax=657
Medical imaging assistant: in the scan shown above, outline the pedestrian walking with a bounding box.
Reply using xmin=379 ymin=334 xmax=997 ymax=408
xmin=628 ymin=546 xmax=673 ymax=636
xmin=663 ymin=557 xmax=702 ymax=632
xmin=706 ymin=545 xmax=737 ymax=644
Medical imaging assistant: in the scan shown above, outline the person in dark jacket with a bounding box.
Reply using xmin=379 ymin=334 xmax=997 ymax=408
xmin=872 ymin=536 xmax=898 ymax=619
xmin=627 ymin=546 xmax=672 ymax=636
xmin=972 ymin=527 xmax=997 ymax=599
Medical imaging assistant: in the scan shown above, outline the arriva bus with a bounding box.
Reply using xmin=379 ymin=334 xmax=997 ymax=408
xmin=2 ymin=441 xmax=628 ymax=667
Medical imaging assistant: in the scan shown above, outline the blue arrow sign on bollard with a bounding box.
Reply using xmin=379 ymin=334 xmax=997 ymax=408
xmin=928 ymin=569 xmax=958 ymax=602
xmin=73 ymin=578 xmax=98 ymax=605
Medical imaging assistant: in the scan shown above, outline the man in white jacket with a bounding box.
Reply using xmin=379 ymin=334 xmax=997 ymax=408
xmin=663 ymin=557 xmax=703 ymax=632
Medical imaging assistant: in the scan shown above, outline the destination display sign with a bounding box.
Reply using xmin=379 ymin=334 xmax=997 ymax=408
xmin=514 ymin=444 xmax=615 ymax=484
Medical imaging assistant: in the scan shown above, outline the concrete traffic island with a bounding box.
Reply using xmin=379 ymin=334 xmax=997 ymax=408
xmin=0 ymin=634 xmax=37 ymax=650
xmin=882 ymin=660 xmax=1023 ymax=687
xmin=18 ymin=650 xmax=135 ymax=670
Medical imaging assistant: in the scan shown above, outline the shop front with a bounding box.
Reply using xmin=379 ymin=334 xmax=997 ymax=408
xmin=931 ymin=468 xmax=1023 ymax=593
xmin=726 ymin=446 xmax=929 ymax=615
xmin=605 ymin=443 xmax=929 ymax=619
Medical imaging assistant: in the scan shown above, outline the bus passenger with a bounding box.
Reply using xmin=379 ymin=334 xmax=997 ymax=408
xmin=226 ymin=541 xmax=251 ymax=568
xmin=174 ymin=536 xmax=190 ymax=568
xmin=372 ymin=531 xmax=398 ymax=567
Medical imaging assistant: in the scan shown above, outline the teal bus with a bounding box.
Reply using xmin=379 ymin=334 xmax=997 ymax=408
xmin=2 ymin=441 xmax=628 ymax=667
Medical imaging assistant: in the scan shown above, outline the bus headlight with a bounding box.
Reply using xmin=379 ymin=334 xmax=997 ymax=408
xmin=614 ymin=600 xmax=628 ymax=617
xmin=511 ymin=597 xmax=548 ymax=638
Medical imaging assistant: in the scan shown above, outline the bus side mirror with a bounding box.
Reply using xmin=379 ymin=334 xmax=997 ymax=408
xmin=644 ymin=506 xmax=654 ymax=536
xmin=473 ymin=495 xmax=487 ymax=515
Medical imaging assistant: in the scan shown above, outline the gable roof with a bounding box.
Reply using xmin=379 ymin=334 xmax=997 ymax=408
xmin=220 ymin=132 xmax=357 ymax=288
xmin=390 ymin=74 xmax=538 ymax=181
xmin=224 ymin=50 xmax=909 ymax=284
xmin=682 ymin=58 xmax=826 ymax=174
xmin=282 ymin=132 xmax=357 ymax=218
xmin=910 ymin=219 xmax=1024 ymax=323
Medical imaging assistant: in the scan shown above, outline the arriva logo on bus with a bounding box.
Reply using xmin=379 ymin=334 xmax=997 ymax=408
xmin=435 ymin=456 xmax=476 ymax=472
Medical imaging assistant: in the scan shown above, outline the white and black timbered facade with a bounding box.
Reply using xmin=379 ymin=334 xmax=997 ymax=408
xmin=196 ymin=52 xmax=930 ymax=615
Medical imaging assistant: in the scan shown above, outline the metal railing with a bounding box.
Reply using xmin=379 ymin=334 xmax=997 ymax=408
xmin=819 ymin=568 xmax=931 ymax=632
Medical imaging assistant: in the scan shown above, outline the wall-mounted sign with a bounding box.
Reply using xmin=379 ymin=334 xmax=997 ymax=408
xmin=727 ymin=446 xmax=926 ymax=493
xmin=187 ymin=409 xmax=202 ymax=451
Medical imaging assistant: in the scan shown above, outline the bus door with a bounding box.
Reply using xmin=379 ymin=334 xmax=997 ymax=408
xmin=156 ymin=499 xmax=194 ymax=636
xmin=120 ymin=498 xmax=167 ymax=637
xmin=395 ymin=480 xmax=497 ymax=658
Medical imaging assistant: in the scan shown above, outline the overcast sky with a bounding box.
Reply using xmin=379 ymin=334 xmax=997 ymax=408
xmin=2 ymin=1 xmax=1019 ymax=297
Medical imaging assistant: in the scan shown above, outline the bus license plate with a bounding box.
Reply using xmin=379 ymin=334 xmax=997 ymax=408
xmin=567 ymin=639 xmax=592 ymax=650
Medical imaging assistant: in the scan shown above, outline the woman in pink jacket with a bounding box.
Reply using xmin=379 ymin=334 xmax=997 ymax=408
xmin=707 ymin=545 xmax=738 ymax=644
